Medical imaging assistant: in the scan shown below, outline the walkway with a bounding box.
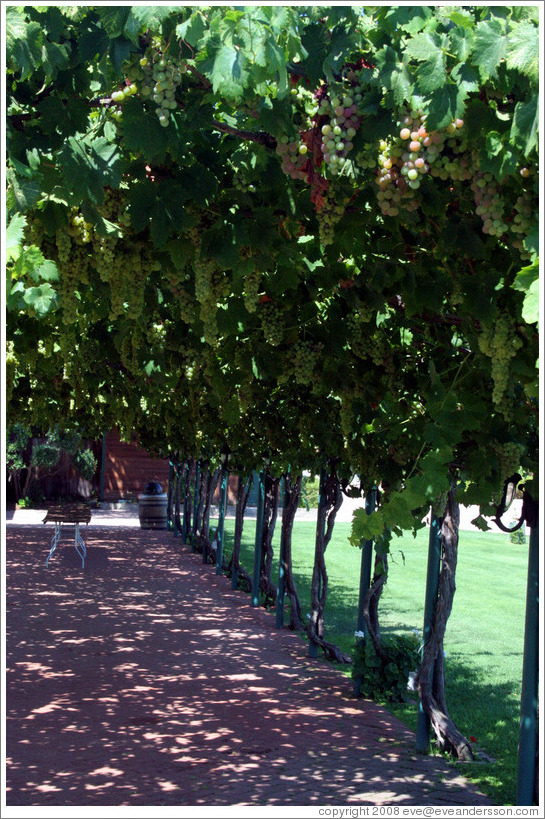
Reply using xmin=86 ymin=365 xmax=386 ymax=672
xmin=5 ymin=520 xmax=493 ymax=807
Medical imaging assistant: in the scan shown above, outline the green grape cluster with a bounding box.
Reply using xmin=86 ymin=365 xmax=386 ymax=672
xmin=478 ymin=311 xmax=523 ymax=408
xmin=293 ymin=339 xmax=323 ymax=385
xmin=510 ymin=184 xmax=536 ymax=257
xmin=55 ymin=230 xmax=79 ymax=324
xmin=338 ymin=393 xmax=353 ymax=439
xmin=92 ymin=235 xmax=117 ymax=282
xmin=68 ymin=210 xmax=93 ymax=244
xmin=243 ymin=268 xmax=261 ymax=313
xmin=316 ymin=186 xmax=349 ymax=245
xmin=179 ymin=289 xmax=197 ymax=324
xmin=192 ymin=239 xmax=222 ymax=344
xmin=136 ymin=45 xmax=186 ymax=127
xmin=346 ymin=308 xmax=374 ymax=358
xmin=260 ymin=301 xmax=284 ymax=346
xmin=107 ymin=252 xmax=130 ymax=319
xmin=492 ymin=441 xmax=525 ymax=482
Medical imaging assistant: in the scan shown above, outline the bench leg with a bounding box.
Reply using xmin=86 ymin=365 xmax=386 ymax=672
xmin=46 ymin=524 xmax=62 ymax=567
xmin=74 ymin=524 xmax=86 ymax=568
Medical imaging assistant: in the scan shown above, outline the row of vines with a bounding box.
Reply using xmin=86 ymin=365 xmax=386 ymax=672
xmin=4 ymin=2 xmax=540 ymax=787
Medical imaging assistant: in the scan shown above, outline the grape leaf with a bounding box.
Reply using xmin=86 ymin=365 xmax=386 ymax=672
xmin=41 ymin=41 xmax=70 ymax=78
xmin=6 ymin=214 xmax=27 ymax=262
xmin=506 ymin=21 xmax=539 ymax=82
xmin=472 ymin=18 xmax=507 ymax=81
xmin=510 ymin=97 xmax=538 ymax=157
xmin=449 ymin=27 xmax=475 ymax=62
xmin=7 ymin=168 xmax=42 ymax=213
xmin=210 ymin=43 xmax=250 ymax=100
xmin=23 ymin=283 xmax=57 ymax=315
xmin=131 ymin=6 xmax=175 ymax=28
xmin=383 ymin=6 xmax=433 ymax=35
xmin=450 ymin=62 xmax=479 ymax=94
xmin=424 ymin=85 xmax=465 ymax=131
xmin=176 ymin=12 xmax=207 ymax=47
xmin=6 ymin=8 xmax=43 ymax=80
xmin=59 ymin=136 xmax=122 ymax=205
xmin=97 ymin=6 xmax=131 ymax=39
xmin=512 ymin=259 xmax=539 ymax=327
xmin=121 ymin=98 xmax=171 ymax=162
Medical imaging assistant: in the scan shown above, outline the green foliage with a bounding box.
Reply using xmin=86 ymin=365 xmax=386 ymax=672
xmin=72 ymin=448 xmax=98 ymax=481
xmin=5 ymin=4 xmax=539 ymax=540
xmin=298 ymin=475 xmax=321 ymax=509
xmin=352 ymin=632 xmax=421 ymax=702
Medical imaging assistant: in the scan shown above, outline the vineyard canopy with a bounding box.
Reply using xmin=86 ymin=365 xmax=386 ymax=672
xmin=5 ymin=4 xmax=540 ymax=538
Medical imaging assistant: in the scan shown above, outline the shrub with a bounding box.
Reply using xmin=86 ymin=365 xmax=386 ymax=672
xmin=352 ymin=631 xmax=421 ymax=702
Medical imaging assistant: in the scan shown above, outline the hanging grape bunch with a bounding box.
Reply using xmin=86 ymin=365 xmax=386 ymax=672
xmin=374 ymin=109 xmax=465 ymax=218
xmin=115 ymin=40 xmax=186 ymax=128
xmin=293 ymin=339 xmax=324 ymax=385
xmin=259 ymin=300 xmax=285 ymax=346
xmin=242 ymin=267 xmax=261 ymax=313
xmin=478 ymin=310 xmax=523 ymax=411
xmin=316 ymin=66 xmax=366 ymax=176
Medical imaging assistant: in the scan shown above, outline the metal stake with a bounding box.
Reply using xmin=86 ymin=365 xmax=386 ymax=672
xmin=251 ymin=471 xmax=265 ymax=607
xmin=416 ymin=512 xmax=443 ymax=753
xmin=516 ymin=519 xmax=539 ymax=805
xmin=215 ymin=466 xmax=228 ymax=575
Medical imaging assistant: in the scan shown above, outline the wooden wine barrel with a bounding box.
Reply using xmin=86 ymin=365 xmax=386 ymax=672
xmin=138 ymin=492 xmax=168 ymax=529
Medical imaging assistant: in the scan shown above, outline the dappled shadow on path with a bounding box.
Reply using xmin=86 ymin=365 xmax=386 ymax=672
xmin=5 ymin=527 xmax=492 ymax=807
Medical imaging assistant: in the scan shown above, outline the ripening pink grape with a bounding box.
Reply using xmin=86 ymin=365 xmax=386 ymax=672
xmin=431 ymin=133 xmax=442 ymax=144
xmin=410 ymin=131 xmax=420 ymax=140
xmin=415 ymin=157 xmax=425 ymax=168
xmin=423 ymin=136 xmax=432 ymax=147
xmin=400 ymin=128 xmax=411 ymax=140
xmin=409 ymin=140 xmax=421 ymax=152
xmin=455 ymin=118 xmax=464 ymax=128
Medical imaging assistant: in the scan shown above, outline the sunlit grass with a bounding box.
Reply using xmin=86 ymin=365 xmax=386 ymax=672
xmin=211 ymin=515 xmax=527 ymax=806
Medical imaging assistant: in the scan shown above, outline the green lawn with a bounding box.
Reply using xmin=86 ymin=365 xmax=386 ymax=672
xmin=207 ymin=515 xmax=528 ymax=805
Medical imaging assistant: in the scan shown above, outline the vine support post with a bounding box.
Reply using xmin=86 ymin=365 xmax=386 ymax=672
xmin=215 ymin=462 xmax=228 ymax=575
xmin=231 ymin=474 xmax=242 ymax=590
xmin=251 ymin=471 xmax=265 ymax=607
xmin=309 ymin=468 xmax=327 ymax=658
xmin=353 ymin=487 xmax=376 ymax=696
xmin=182 ymin=461 xmax=192 ymax=543
xmin=516 ymin=514 xmax=539 ymax=806
xmin=99 ymin=432 xmax=106 ymax=503
xmin=174 ymin=462 xmax=182 ymax=538
xmin=275 ymin=475 xmax=287 ymax=628
xmin=167 ymin=459 xmax=175 ymax=532
xmin=416 ymin=511 xmax=443 ymax=753
xmin=191 ymin=460 xmax=200 ymax=552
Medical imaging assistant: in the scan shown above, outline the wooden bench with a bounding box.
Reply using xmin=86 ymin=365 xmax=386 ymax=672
xmin=43 ymin=504 xmax=92 ymax=568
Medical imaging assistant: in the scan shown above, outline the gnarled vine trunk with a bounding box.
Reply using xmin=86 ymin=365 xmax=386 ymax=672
xmin=280 ymin=473 xmax=303 ymax=630
xmin=363 ymin=551 xmax=389 ymax=663
xmin=417 ymin=488 xmax=473 ymax=760
xmin=197 ymin=466 xmax=220 ymax=559
xmin=307 ymin=471 xmax=351 ymax=663
xmin=227 ymin=474 xmax=253 ymax=591
xmin=259 ymin=473 xmax=280 ymax=606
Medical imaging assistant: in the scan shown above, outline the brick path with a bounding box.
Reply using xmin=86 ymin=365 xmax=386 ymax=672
xmin=5 ymin=524 xmax=493 ymax=807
